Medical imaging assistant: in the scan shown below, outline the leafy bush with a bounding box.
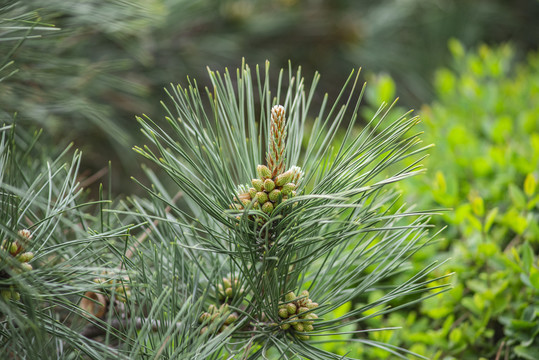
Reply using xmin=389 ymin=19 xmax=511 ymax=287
xmin=364 ymin=41 xmax=539 ymax=359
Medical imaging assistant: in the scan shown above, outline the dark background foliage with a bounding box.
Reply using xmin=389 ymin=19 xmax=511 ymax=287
xmin=2 ymin=0 xmax=538 ymax=195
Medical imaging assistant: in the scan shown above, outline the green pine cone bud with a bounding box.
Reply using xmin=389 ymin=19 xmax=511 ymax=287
xmin=18 ymin=252 xmax=34 ymax=263
xmin=262 ymin=201 xmax=274 ymax=214
xmin=281 ymin=183 xmax=296 ymax=196
xmin=199 ymin=312 xmax=211 ymax=323
xmin=278 ymin=308 xmax=289 ymax=319
xmin=223 ymin=278 xmax=232 ymax=289
xmin=304 ymin=323 xmax=314 ymax=331
xmin=20 ymin=263 xmax=33 ymax=272
xmin=256 ymin=192 xmax=268 ymax=204
xmin=291 ymin=190 xmax=297 ymax=198
xmin=304 ymin=313 xmax=318 ymax=325
xmin=9 ymin=242 xmax=19 ymax=256
xmin=264 ymin=179 xmax=275 ymax=192
xmin=252 ymin=179 xmax=264 ymax=191
xmin=286 ymin=303 xmax=297 ymax=315
xmin=297 ymin=334 xmax=310 ymax=340
xmin=1 ymin=290 xmax=12 ymax=300
xmin=225 ymin=287 xmax=233 ymax=298
xmin=268 ymin=189 xmax=282 ymax=203
xmin=249 ymin=187 xmax=257 ymax=199
xmin=224 ymin=313 xmax=237 ymax=325
xmin=284 ymin=292 xmax=296 ymax=302
xmin=307 ymin=302 xmax=318 ymax=309
xmin=275 ymin=170 xmax=293 ymax=187
xmin=219 ymin=325 xmax=228 ymax=333
xmin=280 ymin=323 xmax=290 ymax=330
xmin=257 ymin=165 xmax=271 ymax=179
xmin=298 ymin=307 xmax=310 ymax=315
xmin=200 ymin=326 xmax=208 ymax=335
xmin=292 ymin=322 xmax=304 ymax=332
xmin=18 ymin=229 xmax=32 ymax=240
xmin=208 ymin=304 xmax=217 ymax=314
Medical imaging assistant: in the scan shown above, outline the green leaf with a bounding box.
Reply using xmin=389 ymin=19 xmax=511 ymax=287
xmin=521 ymin=242 xmax=534 ymax=272
xmin=529 ymin=267 xmax=539 ymax=290
xmin=524 ymin=173 xmax=536 ymax=197
xmin=510 ymin=184 xmax=527 ymax=209
xmin=514 ymin=345 xmax=539 ymax=360
xmin=484 ymin=207 xmax=498 ymax=232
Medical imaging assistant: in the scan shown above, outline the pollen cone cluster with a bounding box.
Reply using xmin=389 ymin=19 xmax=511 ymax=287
xmin=217 ymin=276 xmax=244 ymax=302
xmin=233 ymin=105 xmax=303 ymax=215
xmin=278 ymin=290 xmax=319 ymax=340
xmin=198 ymin=303 xmax=238 ymax=335
xmin=0 ymin=230 xmax=35 ymax=301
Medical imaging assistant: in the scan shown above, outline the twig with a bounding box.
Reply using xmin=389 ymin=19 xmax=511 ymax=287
xmin=495 ymin=340 xmax=505 ymax=360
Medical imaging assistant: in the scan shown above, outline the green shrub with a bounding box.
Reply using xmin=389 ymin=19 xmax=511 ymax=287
xmin=365 ymin=41 xmax=539 ymax=359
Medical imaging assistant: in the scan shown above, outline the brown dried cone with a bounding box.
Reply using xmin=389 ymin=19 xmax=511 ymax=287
xmin=80 ymin=291 xmax=108 ymax=318
xmin=267 ymin=105 xmax=287 ymax=177
xmin=277 ymin=290 xmax=319 ymax=340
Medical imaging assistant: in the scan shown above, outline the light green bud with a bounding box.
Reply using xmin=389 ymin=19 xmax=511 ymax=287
xmin=284 ymin=292 xmax=296 ymax=302
xmin=281 ymin=183 xmax=295 ymax=195
xmin=306 ymin=302 xmax=318 ymax=309
xmin=225 ymin=287 xmax=233 ymax=298
xmin=280 ymin=323 xmax=290 ymax=330
xmin=200 ymin=326 xmax=208 ymax=335
xmin=199 ymin=312 xmax=211 ymax=323
xmin=304 ymin=313 xmax=318 ymax=325
xmin=223 ymin=278 xmax=231 ymax=288
xmin=291 ymin=190 xmax=297 ymax=197
xmin=278 ymin=308 xmax=289 ymax=319
xmin=292 ymin=322 xmax=304 ymax=332
xmin=262 ymin=201 xmax=274 ymax=214
xmin=249 ymin=187 xmax=257 ymax=199
xmin=298 ymin=307 xmax=309 ymax=315
xmin=256 ymin=192 xmax=268 ymax=204
xmin=275 ymin=170 xmax=293 ymax=187
xmin=264 ymin=179 xmax=275 ymax=192
xmin=252 ymin=179 xmax=264 ymax=191
xmin=297 ymin=334 xmax=310 ymax=340
xmin=304 ymin=324 xmax=314 ymax=332
xmin=219 ymin=325 xmax=228 ymax=333
xmin=208 ymin=304 xmax=217 ymax=314
xmin=286 ymin=303 xmax=297 ymax=315
xmin=257 ymin=165 xmax=271 ymax=179
xmin=1 ymin=290 xmax=12 ymax=300
xmin=224 ymin=313 xmax=237 ymax=325
xmin=9 ymin=242 xmax=18 ymax=256
xmin=20 ymin=263 xmax=33 ymax=272
xmin=269 ymin=189 xmax=282 ymax=203
xmin=18 ymin=252 xmax=34 ymax=263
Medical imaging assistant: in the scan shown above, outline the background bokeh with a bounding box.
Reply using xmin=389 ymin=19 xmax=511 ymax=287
xmin=1 ymin=0 xmax=538 ymax=195
xmin=1 ymin=1 xmax=538 ymax=359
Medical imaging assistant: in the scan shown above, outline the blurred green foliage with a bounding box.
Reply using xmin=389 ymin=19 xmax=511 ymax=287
xmin=2 ymin=0 xmax=538 ymax=195
xmin=360 ymin=41 xmax=539 ymax=359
